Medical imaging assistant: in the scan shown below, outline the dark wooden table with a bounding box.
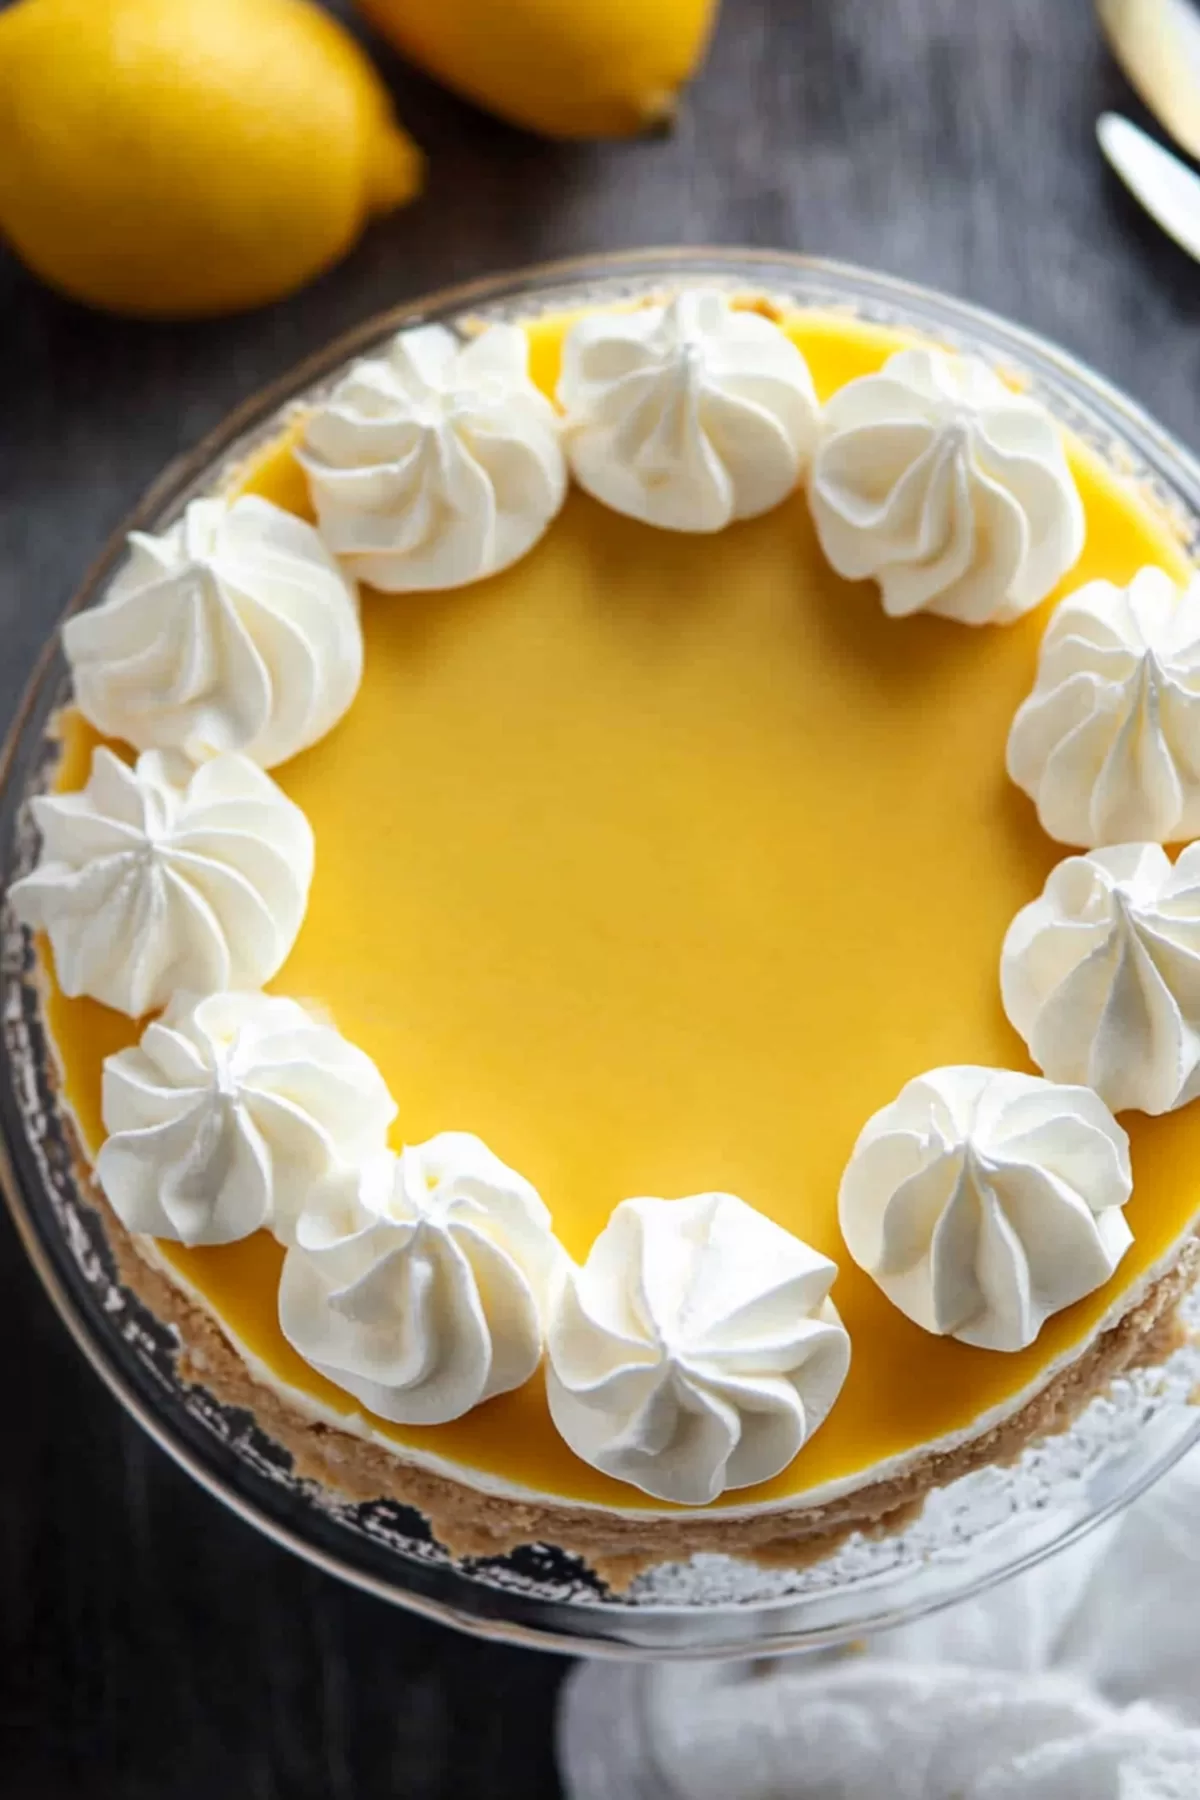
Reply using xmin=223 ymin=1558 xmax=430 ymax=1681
xmin=1 ymin=2 xmax=1197 ymax=1793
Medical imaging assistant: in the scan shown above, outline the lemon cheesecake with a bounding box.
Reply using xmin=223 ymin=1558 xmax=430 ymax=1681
xmin=13 ymin=289 xmax=1200 ymax=1576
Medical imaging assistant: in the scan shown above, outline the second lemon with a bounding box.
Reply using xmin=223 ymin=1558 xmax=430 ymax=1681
xmin=358 ymin=0 xmax=719 ymax=138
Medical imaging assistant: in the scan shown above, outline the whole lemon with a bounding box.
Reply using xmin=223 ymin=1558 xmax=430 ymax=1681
xmin=0 ymin=0 xmax=423 ymax=318
xmin=356 ymin=0 xmax=718 ymax=139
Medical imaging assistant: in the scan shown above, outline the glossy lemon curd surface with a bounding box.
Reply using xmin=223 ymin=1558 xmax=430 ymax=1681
xmin=42 ymin=310 xmax=1200 ymax=1513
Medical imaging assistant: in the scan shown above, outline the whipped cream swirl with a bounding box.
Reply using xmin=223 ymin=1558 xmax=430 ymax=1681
xmin=11 ymin=747 xmax=313 ymax=1017
xmin=99 ymin=992 xmax=397 ymax=1246
xmin=1003 ymin=843 xmax=1200 ymax=1115
xmin=557 ymin=290 xmax=819 ymax=532
xmin=63 ymin=497 xmax=363 ymax=769
xmin=809 ymin=348 xmax=1085 ymax=624
xmin=545 ymin=1193 xmax=850 ymax=1505
xmin=839 ymin=1067 xmax=1132 ymax=1352
xmin=299 ymin=324 xmax=567 ymax=591
xmin=1008 ymin=567 xmax=1200 ymax=846
xmin=279 ymin=1133 xmax=565 ymax=1424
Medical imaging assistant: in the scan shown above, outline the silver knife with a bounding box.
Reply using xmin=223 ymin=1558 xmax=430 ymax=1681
xmin=1098 ymin=112 xmax=1200 ymax=263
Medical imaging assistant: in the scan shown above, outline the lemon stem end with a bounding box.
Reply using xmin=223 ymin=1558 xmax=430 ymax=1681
xmin=366 ymin=123 xmax=425 ymax=216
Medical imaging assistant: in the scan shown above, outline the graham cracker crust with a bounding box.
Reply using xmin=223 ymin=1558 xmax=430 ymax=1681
xmin=89 ymin=1156 xmax=1200 ymax=1584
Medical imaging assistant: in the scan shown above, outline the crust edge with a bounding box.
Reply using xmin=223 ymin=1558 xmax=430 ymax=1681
xmin=92 ymin=1168 xmax=1200 ymax=1587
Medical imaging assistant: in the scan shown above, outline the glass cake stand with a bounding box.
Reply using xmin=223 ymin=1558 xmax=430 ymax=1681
xmin=4 ymin=249 xmax=1200 ymax=1661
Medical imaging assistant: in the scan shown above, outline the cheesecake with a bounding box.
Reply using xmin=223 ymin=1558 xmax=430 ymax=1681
xmin=14 ymin=287 xmax=1200 ymax=1579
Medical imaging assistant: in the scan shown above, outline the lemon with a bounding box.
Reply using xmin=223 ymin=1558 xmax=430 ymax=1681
xmin=356 ymin=0 xmax=718 ymax=139
xmin=0 ymin=0 xmax=423 ymax=318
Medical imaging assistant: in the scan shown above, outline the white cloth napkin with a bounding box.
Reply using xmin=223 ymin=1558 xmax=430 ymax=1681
xmin=558 ymin=1443 xmax=1200 ymax=1799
